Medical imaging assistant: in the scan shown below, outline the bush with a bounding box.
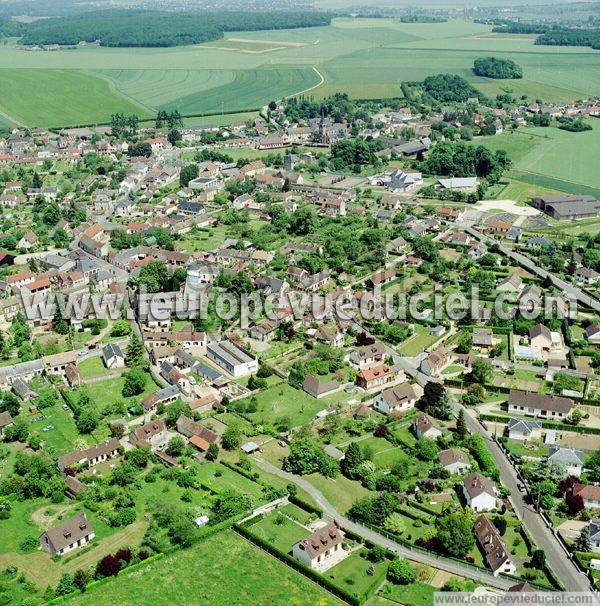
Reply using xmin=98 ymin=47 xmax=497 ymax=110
xmin=387 ymin=558 xmax=416 ymax=584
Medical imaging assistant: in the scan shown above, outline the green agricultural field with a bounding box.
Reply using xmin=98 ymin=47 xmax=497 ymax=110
xmin=475 ymin=123 xmax=600 ymax=198
xmin=0 ymin=17 xmax=598 ymax=127
xmin=0 ymin=68 xmax=151 ymax=127
xmin=63 ymin=529 xmax=344 ymax=606
xmin=159 ymin=66 xmax=321 ymax=115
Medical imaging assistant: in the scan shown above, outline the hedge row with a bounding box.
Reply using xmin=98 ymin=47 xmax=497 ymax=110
xmin=233 ymin=524 xmax=362 ymax=605
xmin=397 ymin=503 xmax=434 ymax=524
xmin=289 ymin=494 xmax=324 ymax=517
xmin=220 ymin=460 xmax=268 ymax=487
xmin=408 ymin=498 xmax=442 ymax=517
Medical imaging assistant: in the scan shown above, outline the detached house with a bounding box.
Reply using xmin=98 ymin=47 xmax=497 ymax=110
xmin=463 ymin=472 xmax=497 ymax=512
xmin=507 ymin=390 xmax=573 ymax=420
xmin=355 ymin=364 xmax=394 ymax=391
xmin=373 ymin=383 xmax=416 ymax=415
xmin=292 ymin=521 xmax=347 ymax=572
xmin=474 ymin=515 xmax=516 ymax=576
xmin=506 ymin=418 xmax=542 ymax=442
xmin=129 ymin=420 xmax=167 ymax=449
xmin=438 ymin=449 xmax=471 ymax=474
xmin=573 ymin=484 xmax=600 ymax=509
xmin=40 ymin=513 xmax=95 ymax=556
xmin=588 ymin=520 xmax=600 ymax=552
xmin=102 ymin=343 xmax=125 ymax=369
xmin=585 ymin=324 xmax=600 ymax=345
xmin=348 ymin=342 xmax=386 ymax=370
xmin=0 ymin=411 xmax=14 ymax=437
xmin=57 ymin=438 xmax=120 ymax=473
xmin=413 ymin=412 xmax=442 ymax=440
xmin=547 ymin=447 xmax=584 ymax=477
xmin=420 ymin=348 xmax=450 ymax=377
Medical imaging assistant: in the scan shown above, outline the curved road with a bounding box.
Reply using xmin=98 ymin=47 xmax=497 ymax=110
xmin=254 ymin=457 xmax=516 ymax=591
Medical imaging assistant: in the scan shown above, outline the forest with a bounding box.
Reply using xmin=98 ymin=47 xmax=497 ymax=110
xmin=473 ymin=57 xmax=523 ymax=79
xmin=422 ymin=74 xmax=482 ymax=103
xmin=491 ymin=20 xmax=600 ymax=50
xmin=18 ymin=9 xmax=332 ymax=47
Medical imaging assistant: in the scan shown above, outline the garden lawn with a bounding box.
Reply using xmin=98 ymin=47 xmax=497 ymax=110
xmin=83 ymin=373 xmax=158 ymax=412
xmin=245 ymin=511 xmax=310 ymax=553
xmin=63 ymin=529 xmax=344 ymax=606
xmin=78 ymin=355 xmax=107 ymax=379
xmin=325 ymin=548 xmax=388 ymax=601
xmin=192 ymin=461 xmax=265 ymax=500
xmin=305 ymin=473 xmax=370 ymax=514
xmin=397 ymin=324 xmax=441 ymax=357
xmin=24 ymin=403 xmax=85 ymax=457
xmin=377 ymin=580 xmax=437 ymax=606
xmin=357 ymin=437 xmax=406 ymax=469
xmin=239 ymin=383 xmax=349 ymax=428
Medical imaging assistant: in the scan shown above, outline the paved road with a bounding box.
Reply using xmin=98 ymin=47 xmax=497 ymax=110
xmin=465 ymin=226 xmax=600 ymax=313
xmin=254 ymin=458 xmax=516 ymax=590
xmin=461 ymin=406 xmax=592 ymax=592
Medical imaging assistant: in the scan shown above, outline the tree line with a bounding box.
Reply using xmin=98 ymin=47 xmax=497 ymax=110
xmin=19 ymin=9 xmax=332 ymax=47
xmin=490 ymin=20 xmax=600 ymax=50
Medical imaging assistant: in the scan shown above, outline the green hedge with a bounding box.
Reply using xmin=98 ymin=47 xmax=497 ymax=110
xmin=408 ymin=498 xmax=441 ymax=517
xmin=234 ymin=524 xmax=361 ymax=605
xmin=220 ymin=460 xmax=264 ymax=485
xmin=289 ymin=494 xmax=324 ymax=517
xmin=397 ymin=504 xmax=434 ymax=524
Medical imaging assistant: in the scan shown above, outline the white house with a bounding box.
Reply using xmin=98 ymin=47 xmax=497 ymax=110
xmin=373 ymin=383 xmax=416 ymax=415
xmin=438 ymin=449 xmax=471 ymax=475
xmin=507 ymin=390 xmax=573 ymax=420
xmin=463 ymin=472 xmax=497 ymax=512
xmin=588 ymin=520 xmax=600 ymax=553
xmin=547 ymin=447 xmax=585 ymax=477
xmin=506 ymin=418 xmax=542 ymax=442
xmin=585 ymin=324 xmax=600 ymax=345
xmin=102 ymin=343 xmax=125 ymax=369
xmin=292 ymin=521 xmax=347 ymax=572
xmin=40 ymin=513 xmax=95 ymax=556
xmin=573 ymin=483 xmax=600 ymax=509
xmin=413 ymin=413 xmax=442 ymax=440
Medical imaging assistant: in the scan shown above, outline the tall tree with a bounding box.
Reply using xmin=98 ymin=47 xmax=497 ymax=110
xmin=456 ymin=408 xmax=468 ymax=440
xmin=125 ymin=333 xmax=145 ymax=367
xmin=340 ymin=442 xmax=364 ymax=478
xmin=574 ymin=530 xmax=591 ymax=553
xmin=420 ymin=382 xmax=453 ymax=420
xmin=435 ymin=509 xmax=475 ymax=557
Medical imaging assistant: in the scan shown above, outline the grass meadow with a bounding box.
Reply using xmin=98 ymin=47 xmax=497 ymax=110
xmin=0 ymin=18 xmax=598 ymax=126
xmin=63 ymin=529 xmax=345 ymax=606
